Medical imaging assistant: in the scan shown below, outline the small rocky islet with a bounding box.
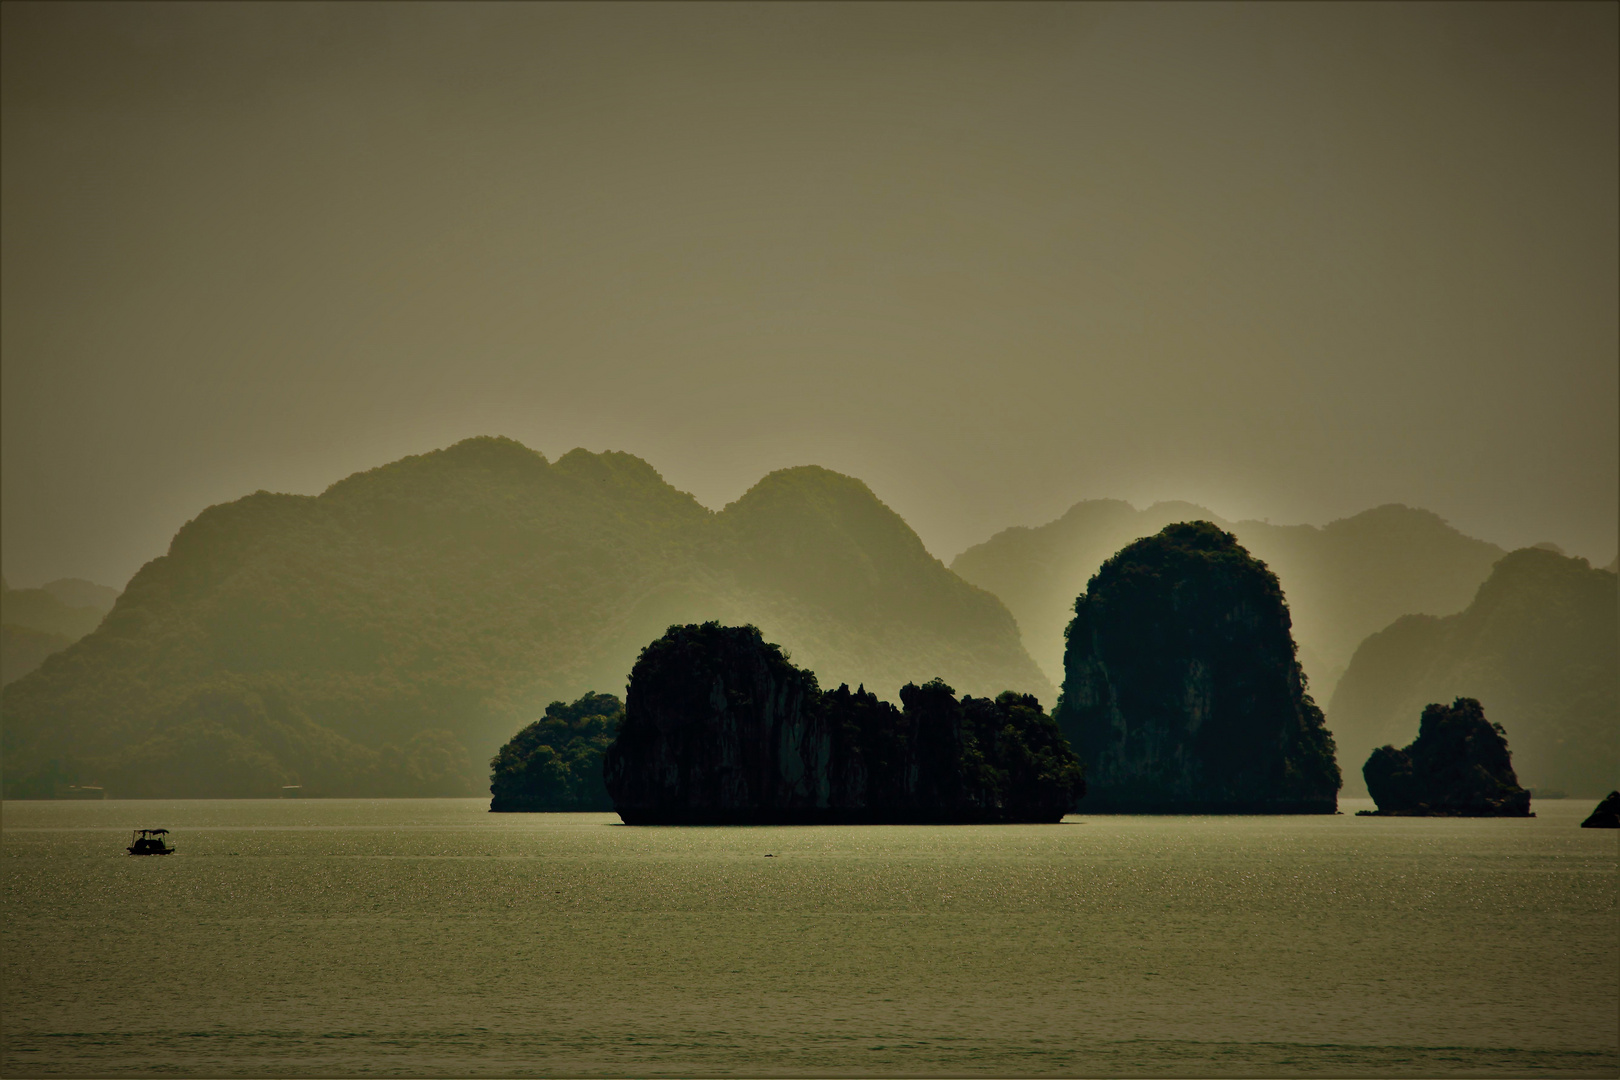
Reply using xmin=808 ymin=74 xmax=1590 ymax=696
xmin=1358 ymin=697 xmax=1533 ymax=817
xmin=1580 ymin=791 xmax=1620 ymax=828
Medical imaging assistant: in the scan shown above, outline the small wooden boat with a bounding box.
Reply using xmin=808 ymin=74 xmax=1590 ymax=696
xmin=127 ymin=828 xmax=173 ymax=855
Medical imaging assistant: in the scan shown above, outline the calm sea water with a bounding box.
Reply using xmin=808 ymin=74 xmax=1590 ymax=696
xmin=3 ymin=798 xmax=1615 ymax=1077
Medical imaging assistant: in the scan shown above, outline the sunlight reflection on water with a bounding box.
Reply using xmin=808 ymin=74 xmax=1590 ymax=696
xmin=4 ymin=797 xmax=1616 ymax=1076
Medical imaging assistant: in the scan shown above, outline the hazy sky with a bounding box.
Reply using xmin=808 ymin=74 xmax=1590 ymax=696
xmin=4 ymin=1 xmax=1616 ymax=588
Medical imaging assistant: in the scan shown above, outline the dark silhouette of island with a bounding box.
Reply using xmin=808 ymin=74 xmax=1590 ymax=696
xmin=1330 ymin=548 xmax=1616 ymax=798
xmin=603 ymin=622 xmax=1083 ymax=824
xmin=490 ymin=692 xmax=621 ymax=812
xmin=1 ymin=438 xmax=1046 ymax=799
xmin=1580 ymin=792 xmax=1620 ymax=828
xmin=1053 ymin=522 xmax=1341 ymax=813
xmin=952 ymin=501 xmax=1505 ymax=706
xmin=1359 ymin=698 xmax=1532 ymax=817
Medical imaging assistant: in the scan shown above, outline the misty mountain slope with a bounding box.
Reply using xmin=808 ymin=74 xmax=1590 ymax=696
xmin=0 ymin=438 xmax=1048 ymax=798
xmin=950 ymin=500 xmax=1216 ymax=682
xmin=951 ymin=501 xmax=1505 ymax=703
xmin=1 ymin=577 xmax=115 ymax=641
xmin=714 ymin=467 xmax=1053 ymax=704
xmin=1237 ymin=506 xmax=1507 ymax=693
xmin=39 ymin=578 xmax=120 ymax=611
xmin=1 ymin=624 xmax=74 ymax=687
xmin=1 ymin=576 xmax=120 ymax=686
xmin=1328 ymin=548 xmax=1617 ymax=797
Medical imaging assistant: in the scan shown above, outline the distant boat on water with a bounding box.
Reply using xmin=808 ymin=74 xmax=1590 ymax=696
xmin=127 ymin=829 xmax=173 ymax=855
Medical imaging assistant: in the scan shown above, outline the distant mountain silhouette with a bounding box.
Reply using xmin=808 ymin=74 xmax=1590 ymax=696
xmin=1 ymin=576 xmax=120 ymax=686
xmin=712 ymin=466 xmax=1045 ymax=706
xmin=951 ymin=501 xmax=1504 ymax=708
xmin=1 ymin=577 xmax=116 ymax=640
xmin=1329 ymin=548 xmax=1617 ymax=797
xmin=1 ymin=624 xmax=75 ymax=687
xmin=38 ymin=578 xmax=121 ymax=611
xmin=0 ymin=438 xmax=1048 ymax=798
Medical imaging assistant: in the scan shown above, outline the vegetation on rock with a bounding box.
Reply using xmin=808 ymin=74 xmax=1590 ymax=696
xmin=604 ymin=622 xmax=1082 ymax=824
xmin=1054 ymin=521 xmax=1341 ymax=813
xmin=489 ymin=692 xmax=622 ymax=811
xmin=1360 ymin=698 xmax=1532 ymax=816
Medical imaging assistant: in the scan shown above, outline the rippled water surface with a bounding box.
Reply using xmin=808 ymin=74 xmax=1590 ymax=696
xmin=3 ymin=798 xmax=1616 ymax=1076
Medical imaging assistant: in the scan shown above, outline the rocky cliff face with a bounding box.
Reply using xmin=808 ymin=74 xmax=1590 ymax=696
xmin=1361 ymin=698 xmax=1531 ymax=816
xmin=603 ymin=623 xmax=830 ymax=821
xmin=603 ymin=622 xmax=1082 ymax=824
xmin=1054 ymin=522 xmax=1341 ymax=813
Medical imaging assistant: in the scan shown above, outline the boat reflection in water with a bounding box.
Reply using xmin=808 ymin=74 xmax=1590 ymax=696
xmin=126 ymin=828 xmax=173 ymax=855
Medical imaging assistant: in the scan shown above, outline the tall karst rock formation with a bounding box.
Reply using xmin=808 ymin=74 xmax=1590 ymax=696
xmin=1054 ymin=522 xmax=1341 ymax=813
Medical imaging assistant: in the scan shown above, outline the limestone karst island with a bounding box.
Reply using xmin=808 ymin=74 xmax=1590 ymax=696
xmin=1054 ymin=522 xmax=1342 ymax=814
xmin=1359 ymin=698 xmax=1533 ymax=817
xmin=493 ymin=519 xmax=1598 ymax=825
xmin=3 ymin=440 xmax=1612 ymax=818
xmin=602 ymin=622 xmax=1084 ymax=824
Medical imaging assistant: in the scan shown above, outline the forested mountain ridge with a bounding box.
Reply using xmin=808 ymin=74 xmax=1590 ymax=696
xmin=1329 ymin=548 xmax=1616 ymax=797
xmin=1 ymin=625 xmax=75 ymax=688
xmin=951 ymin=500 xmax=1505 ymax=705
xmin=0 ymin=438 xmax=1048 ymax=798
